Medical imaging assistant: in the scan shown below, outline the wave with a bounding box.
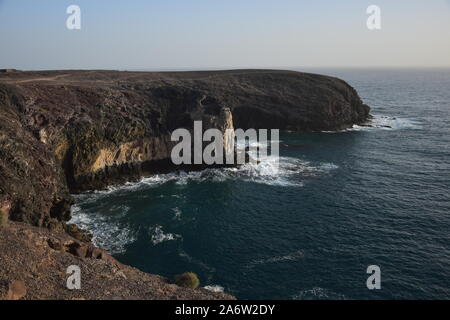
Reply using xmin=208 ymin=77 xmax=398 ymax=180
xmin=164 ymin=155 xmax=336 ymax=187
xmin=149 ymin=225 xmax=181 ymax=245
xmin=350 ymin=115 xmax=422 ymax=131
xmin=204 ymin=285 xmax=225 ymax=293
xmin=69 ymin=205 xmax=137 ymax=255
xmin=71 ymin=158 xmax=338 ymax=199
xmin=323 ymin=115 xmax=422 ymax=133
xmin=68 ymin=136 xmax=340 ymax=205
xmin=69 ymin=209 xmax=182 ymax=252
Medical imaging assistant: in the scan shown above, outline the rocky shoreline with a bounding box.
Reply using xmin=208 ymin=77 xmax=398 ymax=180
xmin=0 ymin=69 xmax=370 ymax=300
xmin=0 ymin=221 xmax=234 ymax=300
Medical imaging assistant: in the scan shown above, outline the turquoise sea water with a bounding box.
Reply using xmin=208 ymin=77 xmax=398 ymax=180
xmin=71 ymin=69 xmax=450 ymax=299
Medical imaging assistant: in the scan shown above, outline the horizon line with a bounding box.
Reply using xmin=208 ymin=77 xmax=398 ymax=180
xmin=2 ymin=66 xmax=450 ymax=72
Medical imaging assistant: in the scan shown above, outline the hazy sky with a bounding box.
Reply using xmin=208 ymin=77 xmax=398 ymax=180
xmin=1 ymin=0 xmax=449 ymax=70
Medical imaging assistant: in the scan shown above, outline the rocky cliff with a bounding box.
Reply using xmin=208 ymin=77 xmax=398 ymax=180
xmin=0 ymin=69 xmax=369 ymax=299
xmin=0 ymin=69 xmax=369 ymax=230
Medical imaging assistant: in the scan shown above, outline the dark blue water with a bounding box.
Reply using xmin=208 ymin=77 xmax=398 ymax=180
xmin=71 ymin=69 xmax=450 ymax=299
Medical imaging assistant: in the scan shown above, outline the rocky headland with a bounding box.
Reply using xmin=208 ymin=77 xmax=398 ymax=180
xmin=0 ymin=69 xmax=369 ymax=299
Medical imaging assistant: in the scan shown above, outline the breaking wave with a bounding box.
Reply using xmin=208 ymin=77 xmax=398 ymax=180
xmin=72 ymin=156 xmax=338 ymax=199
xmin=69 ymin=205 xmax=137 ymax=255
xmin=323 ymin=115 xmax=423 ymax=133
xmin=350 ymin=115 xmax=422 ymax=131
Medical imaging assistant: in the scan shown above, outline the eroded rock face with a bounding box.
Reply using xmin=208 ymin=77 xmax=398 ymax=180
xmin=0 ymin=70 xmax=370 ymax=228
xmin=0 ymin=84 xmax=72 ymax=228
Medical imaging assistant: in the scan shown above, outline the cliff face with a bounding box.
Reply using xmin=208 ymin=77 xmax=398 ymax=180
xmin=0 ymin=84 xmax=72 ymax=228
xmin=0 ymin=69 xmax=370 ymax=230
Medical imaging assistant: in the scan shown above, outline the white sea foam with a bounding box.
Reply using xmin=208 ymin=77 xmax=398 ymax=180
xmin=70 ymin=156 xmax=338 ymax=210
xmin=74 ymin=157 xmax=336 ymax=194
xmin=350 ymin=115 xmax=422 ymax=131
xmin=70 ymin=139 xmax=337 ymax=199
xmin=223 ymin=155 xmax=337 ymax=187
xmin=235 ymin=139 xmax=282 ymax=150
xmin=322 ymin=115 xmax=422 ymax=133
xmin=69 ymin=205 xmax=137 ymax=254
xmin=149 ymin=225 xmax=181 ymax=245
xmin=204 ymin=285 xmax=225 ymax=293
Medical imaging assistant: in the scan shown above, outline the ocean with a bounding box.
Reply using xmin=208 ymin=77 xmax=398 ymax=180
xmin=70 ymin=68 xmax=450 ymax=299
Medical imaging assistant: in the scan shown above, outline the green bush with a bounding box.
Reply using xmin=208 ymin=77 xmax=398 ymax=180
xmin=174 ymin=272 xmax=200 ymax=289
xmin=0 ymin=209 xmax=7 ymax=227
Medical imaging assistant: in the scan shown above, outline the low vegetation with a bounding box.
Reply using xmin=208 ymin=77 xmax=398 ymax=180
xmin=174 ymin=272 xmax=200 ymax=289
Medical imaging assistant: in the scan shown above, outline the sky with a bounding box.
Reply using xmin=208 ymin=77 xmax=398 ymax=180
xmin=0 ymin=0 xmax=449 ymax=70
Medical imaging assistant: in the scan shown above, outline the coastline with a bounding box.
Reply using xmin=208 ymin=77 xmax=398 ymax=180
xmin=0 ymin=69 xmax=370 ymax=300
